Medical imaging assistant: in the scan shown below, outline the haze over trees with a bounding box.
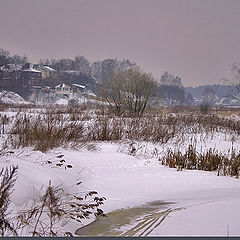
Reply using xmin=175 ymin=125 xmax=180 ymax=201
xmin=2 ymin=48 xmax=238 ymax=107
xmin=39 ymin=57 xmax=136 ymax=83
xmin=0 ymin=49 xmax=28 ymax=68
xmin=158 ymin=72 xmax=185 ymax=105
xmin=38 ymin=57 xmax=137 ymax=93
xmin=227 ymin=63 xmax=240 ymax=99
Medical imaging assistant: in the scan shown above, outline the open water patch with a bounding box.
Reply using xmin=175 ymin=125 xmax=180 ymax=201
xmin=75 ymin=200 xmax=177 ymax=237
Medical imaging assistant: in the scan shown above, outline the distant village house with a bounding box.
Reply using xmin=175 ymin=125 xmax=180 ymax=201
xmin=0 ymin=63 xmax=42 ymax=96
xmin=33 ymin=64 xmax=55 ymax=78
xmin=55 ymin=83 xmax=72 ymax=96
xmin=72 ymin=83 xmax=86 ymax=94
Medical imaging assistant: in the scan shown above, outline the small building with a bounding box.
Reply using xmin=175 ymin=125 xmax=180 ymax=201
xmin=72 ymin=83 xmax=86 ymax=94
xmin=55 ymin=83 xmax=71 ymax=96
xmin=0 ymin=63 xmax=42 ymax=96
xmin=33 ymin=65 xmax=55 ymax=78
xmin=21 ymin=66 xmax=42 ymax=88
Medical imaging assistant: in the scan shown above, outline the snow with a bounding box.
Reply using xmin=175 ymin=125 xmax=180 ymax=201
xmin=0 ymin=91 xmax=32 ymax=105
xmin=55 ymin=98 xmax=69 ymax=105
xmin=63 ymin=143 xmax=240 ymax=236
xmin=72 ymin=83 xmax=86 ymax=89
xmin=55 ymin=83 xmax=70 ymax=89
xmin=150 ymin=199 xmax=240 ymax=236
xmin=1 ymin=140 xmax=239 ymax=236
xmin=29 ymin=88 xmax=93 ymax=105
xmin=41 ymin=66 xmax=55 ymax=71
xmin=22 ymin=68 xmax=41 ymax=73
xmin=1 ymin=110 xmax=240 ymax=236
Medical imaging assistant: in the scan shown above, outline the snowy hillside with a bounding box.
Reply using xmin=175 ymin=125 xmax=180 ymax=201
xmin=0 ymin=91 xmax=31 ymax=105
xmin=29 ymin=90 xmax=97 ymax=106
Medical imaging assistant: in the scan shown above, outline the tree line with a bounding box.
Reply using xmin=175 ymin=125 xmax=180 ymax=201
xmin=0 ymin=48 xmax=187 ymax=113
xmin=0 ymin=49 xmax=28 ymax=69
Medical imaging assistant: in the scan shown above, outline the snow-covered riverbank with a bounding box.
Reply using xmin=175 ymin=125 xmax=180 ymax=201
xmin=1 ymin=141 xmax=240 ymax=236
xmin=65 ymin=143 xmax=240 ymax=236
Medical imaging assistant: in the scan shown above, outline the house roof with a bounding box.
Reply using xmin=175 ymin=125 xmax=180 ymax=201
xmin=55 ymin=83 xmax=71 ymax=89
xmin=40 ymin=66 xmax=55 ymax=71
xmin=22 ymin=68 xmax=41 ymax=73
xmin=72 ymin=83 xmax=86 ymax=89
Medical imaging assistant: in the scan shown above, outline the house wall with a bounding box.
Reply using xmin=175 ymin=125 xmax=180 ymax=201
xmin=55 ymin=86 xmax=71 ymax=95
xmin=33 ymin=66 xmax=55 ymax=79
xmin=0 ymin=69 xmax=42 ymax=97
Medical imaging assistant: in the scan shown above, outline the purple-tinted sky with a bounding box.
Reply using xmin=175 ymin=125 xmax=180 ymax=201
xmin=1 ymin=0 xmax=240 ymax=86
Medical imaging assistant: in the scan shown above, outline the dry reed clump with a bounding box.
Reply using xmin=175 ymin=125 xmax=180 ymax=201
xmin=0 ymin=114 xmax=10 ymax=134
xmin=7 ymin=114 xmax=85 ymax=152
xmin=0 ymin=165 xmax=106 ymax=237
xmin=6 ymin=109 xmax=240 ymax=152
xmin=15 ymin=181 xmax=105 ymax=237
xmin=7 ymin=113 xmax=180 ymax=151
xmin=87 ymin=116 xmax=124 ymax=141
xmin=86 ymin=115 xmax=178 ymax=143
xmin=0 ymin=105 xmax=9 ymax=112
xmin=0 ymin=165 xmax=18 ymax=237
xmin=44 ymin=106 xmax=93 ymax=122
xmin=159 ymin=113 xmax=240 ymax=135
xmin=161 ymin=145 xmax=240 ymax=178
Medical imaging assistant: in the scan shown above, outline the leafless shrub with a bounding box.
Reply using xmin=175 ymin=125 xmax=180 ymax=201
xmin=161 ymin=145 xmax=240 ymax=178
xmin=0 ymin=105 xmax=8 ymax=112
xmin=8 ymin=113 xmax=85 ymax=152
xmin=0 ymin=162 xmax=105 ymax=237
xmin=0 ymin=114 xmax=10 ymax=135
xmin=0 ymin=165 xmax=18 ymax=236
xmin=16 ymin=181 xmax=105 ymax=237
xmin=6 ymin=108 xmax=240 ymax=152
xmin=200 ymin=102 xmax=211 ymax=114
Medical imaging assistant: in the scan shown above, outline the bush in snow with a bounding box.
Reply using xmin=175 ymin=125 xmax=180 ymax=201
xmin=161 ymin=144 xmax=240 ymax=178
xmin=0 ymin=165 xmax=105 ymax=237
xmin=16 ymin=181 xmax=105 ymax=237
xmin=6 ymin=107 xmax=240 ymax=152
xmin=0 ymin=165 xmax=18 ymax=236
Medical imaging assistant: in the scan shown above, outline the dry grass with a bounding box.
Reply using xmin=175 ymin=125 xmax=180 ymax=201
xmin=161 ymin=144 xmax=240 ymax=178
xmin=0 ymin=165 xmax=18 ymax=236
xmin=5 ymin=106 xmax=240 ymax=154
xmin=16 ymin=181 xmax=105 ymax=237
xmin=7 ymin=113 xmax=85 ymax=152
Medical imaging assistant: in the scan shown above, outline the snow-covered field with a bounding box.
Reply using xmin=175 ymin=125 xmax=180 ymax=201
xmin=1 ymin=142 xmax=240 ymax=236
xmin=65 ymin=143 xmax=240 ymax=236
xmin=0 ymin=108 xmax=240 ymax=236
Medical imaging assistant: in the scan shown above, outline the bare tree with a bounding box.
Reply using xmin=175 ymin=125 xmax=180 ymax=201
xmin=0 ymin=49 xmax=10 ymax=67
xmin=0 ymin=165 xmax=18 ymax=236
xmin=123 ymin=68 xmax=156 ymax=116
xmin=158 ymin=71 xmax=185 ymax=105
xmin=98 ymin=71 xmax=126 ymax=115
xmin=74 ymin=56 xmax=91 ymax=75
xmin=91 ymin=59 xmax=136 ymax=83
xmin=221 ymin=63 xmax=240 ymax=100
xmin=99 ymin=68 xmax=156 ymax=116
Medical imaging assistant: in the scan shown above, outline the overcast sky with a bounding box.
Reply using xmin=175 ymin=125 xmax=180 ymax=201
xmin=1 ymin=0 xmax=240 ymax=86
